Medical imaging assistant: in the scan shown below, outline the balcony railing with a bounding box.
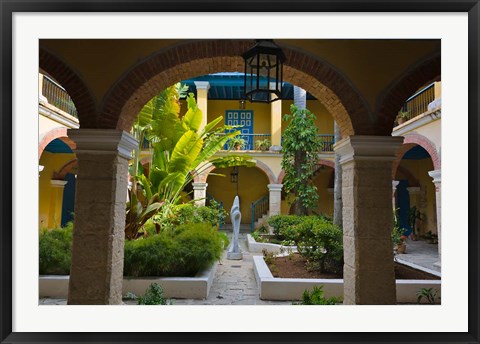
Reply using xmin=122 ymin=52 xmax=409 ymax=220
xmin=42 ymin=75 xmax=78 ymax=118
xmin=398 ymin=82 xmax=438 ymax=122
xmin=318 ymin=134 xmax=335 ymax=152
xmin=224 ymin=133 xmax=272 ymax=151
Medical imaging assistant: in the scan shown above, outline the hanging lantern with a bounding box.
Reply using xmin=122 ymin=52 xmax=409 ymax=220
xmin=230 ymin=166 xmax=239 ymax=183
xmin=242 ymin=39 xmax=286 ymax=103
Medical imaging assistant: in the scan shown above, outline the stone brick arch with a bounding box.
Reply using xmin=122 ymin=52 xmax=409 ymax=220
xmin=38 ymin=127 xmax=76 ymax=158
xmin=376 ymin=53 xmax=441 ymax=134
xmin=277 ymin=158 xmax=335 ymax=184
xmin=100 ymin=39 xmax=373 ymax=136
xmin=195 ymin=159 xmax=276 ymax=184
xmin=391 ymin=133 xmax=440 ymax=178
xmin=39 ymin=48 xmax=97 ymax=128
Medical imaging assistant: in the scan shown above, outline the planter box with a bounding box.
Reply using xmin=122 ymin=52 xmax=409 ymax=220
xmin=39 ymin=262 xmax=218 ymax=300
xmin=247 ymin=234 xmax=297 ymax=254
xmin=253 ymin=256 xmax=441 ymax=303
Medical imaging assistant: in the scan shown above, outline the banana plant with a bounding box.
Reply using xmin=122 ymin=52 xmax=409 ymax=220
xmin=126 ymin=86 xmax=253 ymax=239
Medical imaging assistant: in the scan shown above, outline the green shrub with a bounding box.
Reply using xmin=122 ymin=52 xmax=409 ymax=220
xmin=217 ymin=231 xmax=230 ymax=250
xmin=137 ymin=283 xmax=170 ymax=305
xmin=296 ymin=217 xmax=343 ymax=274
xmin=39 ymin=222 xmax=73 ymax=275
xmin=267 ymin=215 xmax=304 ymax=238
xmin=169 ymin=203 xmax=227 ymax=229
xmin=295 ymin=285 xmax=339 ymax=305
xmin=124 ymin=222 xmax=223 ymax=277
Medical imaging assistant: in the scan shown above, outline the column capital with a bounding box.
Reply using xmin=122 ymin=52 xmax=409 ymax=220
xmin=392 ymin=180 xmax=400 ymax=189
xmin=50 ymin=179 xmax=68 ymax=188
xmin=194 ymin=81 xmax=210 ymax=90
xmin=428 ymin=169 xmax=441 ymax=184
xmin=267 ymin=183 xmax=283 ymax=192
xmin=192 ymin=182 xmax=208 ymax=190
xmin=67 ymin=129 xmax=138 ymax=160
xmin=334 ymin=135 xmax=404 ymax=165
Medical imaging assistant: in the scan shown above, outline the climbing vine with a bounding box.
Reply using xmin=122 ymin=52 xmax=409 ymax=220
xmin=281 ymin=105 xmax=321 ymax=215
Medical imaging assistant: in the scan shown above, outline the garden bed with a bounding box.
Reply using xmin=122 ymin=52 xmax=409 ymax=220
xmin=39 ymin=261 xmax=218 ymax=300
xmin=268 ymin=253 xmax=440 ymax=280
xmin=253 ymin=255 xmax=441 ymax=302
xmin=247 ymin=233 xmax=297 ymax=254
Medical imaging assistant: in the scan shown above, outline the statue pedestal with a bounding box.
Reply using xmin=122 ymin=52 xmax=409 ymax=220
xmin=227 ymin=251 xmax=243 ymax=260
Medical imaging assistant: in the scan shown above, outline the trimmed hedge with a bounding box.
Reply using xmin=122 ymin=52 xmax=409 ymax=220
xmin=39 ymin=222 xmax=73 ymax=275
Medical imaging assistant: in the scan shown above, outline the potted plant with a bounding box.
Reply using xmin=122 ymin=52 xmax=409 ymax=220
xmin=229 ymin=137 xmax=246 ymax=150
xmin=396 ymin=110 xmax=410 ymax=125
xmin=392 ymin=226 xmax=407 ymax=254
xmin=255 ymin=138 xmax=271 ymax=151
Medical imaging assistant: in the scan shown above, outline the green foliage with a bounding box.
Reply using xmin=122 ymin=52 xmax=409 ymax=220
xmin=295 ymin=217 xmax=344 ymax=274
xmin=281 ymin=105 xmax=321 ymax=215
xmin=416 ymin=288 xmax=439 ymax=304
xmin=173 ymin=203 xmax=227 ymax=229
xmin=268 ymin=215 xmax=343 ymax=274
xmin=136 ymin=283 xmax=171 ymax=305
xmin=123 ymin=223 xmax=223 ymax=277
xmin=39 ymin=222 xmax=73 ymax=275
xmin=127 ymin=86 xmax=253 ymax=239
xmin=255 ymin=138 xmax=271 ymax=150
xmin=391 ymin=226 xmax=407 ymax=246
xmin=408 ymin=206 xmax=425 ymax=235
xmin=295 ymin=285 xmax=339 ymax=305
xmin=217 ymin=231 xmax=230 ymax=250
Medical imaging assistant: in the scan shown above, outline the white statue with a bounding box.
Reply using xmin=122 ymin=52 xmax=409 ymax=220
xmin=227 ymin=196 xmax=243 ymax=260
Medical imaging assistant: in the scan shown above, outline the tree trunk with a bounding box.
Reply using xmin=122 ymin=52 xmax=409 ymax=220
xmin=293 ymin=86 xmax=309 ymax=216
xmin=333 ymin=122 xmax=343 ymax=227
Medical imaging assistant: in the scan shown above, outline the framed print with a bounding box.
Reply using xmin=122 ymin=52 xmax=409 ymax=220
xmin=1 ymin=1 xmax=479 ymax=343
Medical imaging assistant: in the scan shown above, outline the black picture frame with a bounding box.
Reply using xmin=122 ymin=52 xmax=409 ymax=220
xmin=1 ymin=1 xmax=479 ymax=343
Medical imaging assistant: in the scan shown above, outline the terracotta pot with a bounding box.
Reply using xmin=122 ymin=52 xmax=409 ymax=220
xmin=396 ymin=242 xmax=407 ymax=254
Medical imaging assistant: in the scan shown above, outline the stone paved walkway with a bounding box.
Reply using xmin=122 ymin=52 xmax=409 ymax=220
xmin=394 ymin=238 xmax=440 ymax=274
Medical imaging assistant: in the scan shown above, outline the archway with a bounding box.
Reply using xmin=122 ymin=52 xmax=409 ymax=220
xmin=99 ymin=40 xmax=375 ymax=136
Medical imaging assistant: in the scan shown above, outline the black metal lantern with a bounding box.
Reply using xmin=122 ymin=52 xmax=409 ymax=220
xmin=230 ymin=166 xmax=239 ymax=183
xmin=242 ymin=39 xmax=286 ymax=103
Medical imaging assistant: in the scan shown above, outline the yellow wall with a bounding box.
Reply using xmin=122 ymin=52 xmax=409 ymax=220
xmin=409 ymin=119 xmax=441 ymax=154
xmin=206 ymin=166 xmax=269 ymax=224
xmin=282 ymin=100 xmax=334 ymax=135
xmin=39 ymin=152 xmax=76 ymax=229
xmin=280 ymin=167 xmax=334 ymax=217
xmin=396 ymin=158 xmax=436 ymax=235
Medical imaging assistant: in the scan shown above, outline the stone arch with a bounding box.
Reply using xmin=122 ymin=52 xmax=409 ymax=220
xmin=100 ymin=39 xmax=374 ymax=136
xmin=54 ymin=159 xmax=78 ymax=180
xmin=395 ymin=165 xmax=420 ymax=187
xmin=195 ymin=160 xmax=276 ymax=184
xmin=38 ymin=127 xmax=76 ymax=158
xmin=39 ymin=48 xmax=97 ymax=128
xmin=277 ymin=158 xmax=335 ymax=184
xmin=376 ymin=53 xmax=441 ymax=134
xmin=392 ymin=133 xmax=440 ymax=177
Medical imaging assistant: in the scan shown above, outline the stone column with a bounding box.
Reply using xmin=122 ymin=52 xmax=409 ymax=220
xmin=192 ymin=182 xmax=208 ymax=207
xmin=194 ymin=81 xmax=210 ymax=133
xmin=428 ymin=170 xmax=441 ymax=265
xmin=270 ymin=83 xmax=282 ymax=149
xmin=333 ymin=121 xmax=343 ymax=228
xmin=67 ymin=129 xmax=137 ymax=305
xmin=335 ymin=135 xmax=404 ymax=305
xmin=267 ymin=184 xmax=283 ymax=216
xmin=392 ymin=180 xmax=400 ymax=210
xmin=48 ymin=180 xmax=68 ymax=228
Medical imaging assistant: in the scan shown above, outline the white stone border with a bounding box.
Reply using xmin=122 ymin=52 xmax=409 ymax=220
xmin=253 ymin=256 xmax=441 ymax=303
xmin=247 ymin=234 xmax=297 ymax=254
xmin=39 ymin=262 xmax=218 ymax=300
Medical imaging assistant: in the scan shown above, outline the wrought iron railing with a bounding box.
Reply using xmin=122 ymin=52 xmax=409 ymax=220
xmin=206 ymin=193 xmax=224 ymax=229
xmin=400 ymin=82 xmax=436 ymax=121
xmin=317 ymin=134 xmax=335 ymax=152
xmin=281 ymin=134 xmax=335 ymax=153
xmin=42 ymin=75 xmax=78 ymax=118
xmin=251 ymin=194 xmax=269 ymax=231
xmin=223 ymin=133 xmax=272 ymax=151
